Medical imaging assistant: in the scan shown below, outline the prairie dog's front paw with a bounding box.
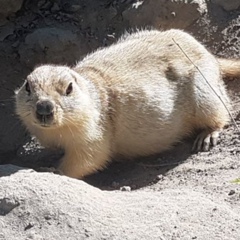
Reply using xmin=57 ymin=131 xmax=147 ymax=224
xmin=36 ymin=167 xmax=64 ymax=175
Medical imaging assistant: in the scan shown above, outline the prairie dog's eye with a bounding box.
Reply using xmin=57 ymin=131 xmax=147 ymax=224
xmin=25 ymin=81 xmax=31 ymax=95
xmin=66 ymin=82 xmax=73 ymax=96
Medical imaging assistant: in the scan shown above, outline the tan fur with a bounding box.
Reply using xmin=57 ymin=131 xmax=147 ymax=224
xmin=217 ymin=58 xmax=240 ymax=78
xmin=15 ymin=29 xmax=239 ymax=179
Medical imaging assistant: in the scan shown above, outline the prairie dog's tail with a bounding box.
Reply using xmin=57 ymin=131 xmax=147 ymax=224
xmin=217 ymin=58 xmax=240 ymax=78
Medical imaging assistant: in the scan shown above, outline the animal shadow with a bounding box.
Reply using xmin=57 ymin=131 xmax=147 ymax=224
xmin=85 ymin=139 xmax=193 ymax=190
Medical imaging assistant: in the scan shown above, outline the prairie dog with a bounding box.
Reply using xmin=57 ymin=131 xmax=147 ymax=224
xmin=16 ymin=29 xmax=240 ymax=179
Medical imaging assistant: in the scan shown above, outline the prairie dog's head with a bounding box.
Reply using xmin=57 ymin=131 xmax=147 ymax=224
xmin=15 ymin=65 xmax=94 ymax=133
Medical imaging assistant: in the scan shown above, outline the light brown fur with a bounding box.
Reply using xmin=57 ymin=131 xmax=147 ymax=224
xmin=15 ymin=29 xmax=240 ymax=178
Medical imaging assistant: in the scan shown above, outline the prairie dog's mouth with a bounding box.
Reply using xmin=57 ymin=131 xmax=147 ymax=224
xmin=33 ymin=119 xmax=56 ymax=128
xmin=33 ymin=121 xmax=59 ymax=130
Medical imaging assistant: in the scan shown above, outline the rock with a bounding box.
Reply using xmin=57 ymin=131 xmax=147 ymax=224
xmin=0 ymin=0 xmax=24 ymax=25
xmin=18 ymin=27 xmax=89 ymax=68
xmin=123 ymin=0 xmax=207 ymax=30
xmin=0 ymin=164 xmax=32 ymax=177
xmin=228 ymin=189 xmax=236 ymax=196
xmin=120 ymin=185 xmax=131 ymax=191
xmin=111 ymin=181 xmax=120 ymax=188
xmin=0 ymin=23 xmax=15 ymax=41
xmin=156 ymin=174 xmax=164 ymax=181
xmin=0 ymin=197 xmax=20 ymax=216
xmin=211 ymin=0 xmax=240 ymax=11
xmin=0 ymin=164 xmax=240 ymax=239
xmin=0 ymin=101 xmax=28 ymax=154
xmin=51 ymin=3 xmax=60 ymax=12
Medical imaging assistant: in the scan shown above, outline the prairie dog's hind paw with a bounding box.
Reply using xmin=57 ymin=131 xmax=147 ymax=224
xmin=192 ymin=129 xmax=221 ymax=153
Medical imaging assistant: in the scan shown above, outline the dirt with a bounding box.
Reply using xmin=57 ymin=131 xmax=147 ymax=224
xmin=0 ymin=1 xmax=240 ymax=239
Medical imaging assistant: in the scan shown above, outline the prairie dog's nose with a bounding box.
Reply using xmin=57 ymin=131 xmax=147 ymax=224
xmin=36 ymin=100 xmax=54 ymax=116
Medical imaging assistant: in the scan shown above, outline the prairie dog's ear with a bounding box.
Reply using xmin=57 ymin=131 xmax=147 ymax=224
xmin=69 ymin=70 xmax=79 ymax=82
xmin=68 ymin=70 xmax=90 ymax=91
xmin=69 ymin=69 xmax=85 ymax=86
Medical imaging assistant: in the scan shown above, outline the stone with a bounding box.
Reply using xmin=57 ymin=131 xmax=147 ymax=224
xmin=0 ymin=0 xmax=24 ymax=23
xmin=123 ymin=0 xmax=207 ymax=30
xmin=211 ymin=0 xmax=240 ymax=11
xmin=18 ymin=27 xmax=89 ymax=68
xmin=120 ymin=185 xmax=131 ymax=191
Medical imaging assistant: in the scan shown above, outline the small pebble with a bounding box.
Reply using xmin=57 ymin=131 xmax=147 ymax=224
xmin=156 ymin=174 xmax=163 ymax=180
xmin=111 ymin=181 xmax=119 ymax=188
xmin=24 ymin=222 xmax=34 ymax=231
xmin=120 ymin=186 xmax=131 ymax=192
xmin=51 ymin=3 xmax=60 ymax=12
xmin=228 ymin=190 xmax=235 ymax=196
xmin=131 ymin=184 xmax=137 ymax=190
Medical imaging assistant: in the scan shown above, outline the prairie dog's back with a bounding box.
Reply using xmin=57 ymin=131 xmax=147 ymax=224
xmin=75 ymin=29 xmax=214 ymax=87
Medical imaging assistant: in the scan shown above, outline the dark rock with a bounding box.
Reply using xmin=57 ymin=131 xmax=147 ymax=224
xmin=18 ymin=27 xmax=88 ymax=67
xmin=0 ymin=0 xmax=24 ymax=25
xmin=123 ymin=0 xmax=207 ymax=30
xmin=211 ymin=0 xmax=240 ymax=11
